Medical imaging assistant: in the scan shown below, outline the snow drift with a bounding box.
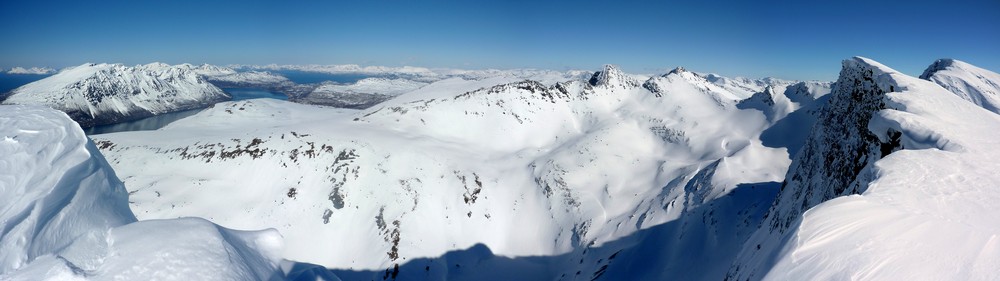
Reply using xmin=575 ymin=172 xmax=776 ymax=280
xmin=0 ymin=105 xmax=285 ymax=280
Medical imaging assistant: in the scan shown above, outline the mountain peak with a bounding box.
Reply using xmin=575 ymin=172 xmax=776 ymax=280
xmin=919 ymin=58 xmax=959 ymax=80
xmin=588 ymin=64 xmax=638 ymax=88
xmin=666 ymin=66 xmax=686 ymax=76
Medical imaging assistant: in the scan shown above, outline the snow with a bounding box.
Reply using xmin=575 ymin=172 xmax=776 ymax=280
xmin=311 ymin=77 xmax=427 ymax=97
xmin=234 ymin=63 xmax=591 ymax=84
xmin=0 ymin=105 xmax=285 ymax=280
xmin=291 ymin=77 xmax=428 ymax=108
xmin=206 ymin=71 xmax=290 ymax=85
xmin=6 ymin=56 xmax=998 ymax=280
xmin=6 ymin=67 xmax=56 ymax=75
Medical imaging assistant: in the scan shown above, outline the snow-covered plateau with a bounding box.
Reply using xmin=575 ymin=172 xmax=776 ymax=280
xmin=3 ymin=57 xmax=999 ymax=280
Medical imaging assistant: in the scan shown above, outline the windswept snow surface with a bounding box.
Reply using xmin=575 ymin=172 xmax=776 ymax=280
xmin=1 ymin=63 xmax=230 ymax=127
xmin=93 ymin=64 xmax=831 ymax=280
xmin=727 ymin=57 xmax=1000 ymax=280
xmin=0 ymin=105 xmax=284 ymax=280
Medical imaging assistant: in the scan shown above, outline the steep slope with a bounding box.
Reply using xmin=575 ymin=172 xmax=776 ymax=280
xmin=0 ymin=105 xmax=285 ymax=280
xmin=727 ymin=57 xmax=1000 ymax=280
xmin=920 ymin=58 xmax=1000 ymax=115
xmin=1 ymin=63 xmax=230 ymax=127
xmin=93 ymin=64 xmax=810 ymax=280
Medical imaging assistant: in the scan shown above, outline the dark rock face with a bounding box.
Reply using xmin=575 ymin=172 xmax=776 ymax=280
xmin=766 ymin=59 xmax=895 ymax=231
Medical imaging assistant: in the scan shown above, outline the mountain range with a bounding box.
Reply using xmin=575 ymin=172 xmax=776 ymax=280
xmin=1 ymin=57 xmax=999 ymax=280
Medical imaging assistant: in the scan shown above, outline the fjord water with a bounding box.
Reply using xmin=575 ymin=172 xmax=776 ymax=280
xmin=84 ymin=88 xmax=286 ymax=135
xmin=0 ymin=73 xmax=50 ymax=94
xmin=83 ymin=107 xmax=204 ymax=135
xmin=226 ymin=88 xmax=289 ymax=101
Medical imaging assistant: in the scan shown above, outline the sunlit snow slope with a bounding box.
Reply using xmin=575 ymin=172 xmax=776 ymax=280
xmin=0 ymin=105 xmax=284 ymax=280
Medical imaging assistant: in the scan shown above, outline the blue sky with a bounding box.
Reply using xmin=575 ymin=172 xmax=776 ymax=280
xmin=1 ymin=0 xmax=997 ymax=81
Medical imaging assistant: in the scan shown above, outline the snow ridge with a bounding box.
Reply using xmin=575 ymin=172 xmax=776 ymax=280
xmin=920 ymin=58 xmax=1000 ymax=114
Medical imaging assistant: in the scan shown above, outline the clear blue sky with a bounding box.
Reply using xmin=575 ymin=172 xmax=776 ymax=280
xmin=1 ymin=0 xmax=997 ymax=81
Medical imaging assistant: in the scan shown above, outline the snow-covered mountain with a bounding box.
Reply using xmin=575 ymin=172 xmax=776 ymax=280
xmin=920 ymin=58 xmax=1000 ymax=115
xmin=90 ymin=63 xmax=832 ymax=280
xmin=6 ymin=66 xmax=56 ymax=75
xmin=292 ymin=77 xmax=428 ymax=108
xmin=236 ymin=63 xmax=592 ymax=84
xmin=0 ymin=105 xmax=287 ymax=280
xmin=727 ymin=57 xmax=1000 ymax=280
xmin=1 ymin=63 xmax=230 ymax=127
xmin=206 ymin=71 xmax=291 ymax=85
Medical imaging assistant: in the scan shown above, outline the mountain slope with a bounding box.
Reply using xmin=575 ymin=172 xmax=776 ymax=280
xmin=727 ymin=57 xmax=1000 ymax=280
xmin=0 ymin=105 xmax=285 ymax=280
xmin=1 ymin=63 xmax=230 ymax=127
xmin=920 ymin=58 xmax=1000 ymax=115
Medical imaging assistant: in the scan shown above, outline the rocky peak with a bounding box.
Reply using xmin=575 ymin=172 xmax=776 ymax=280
xmin=588 ymin=64 xmax=639 ymax=89
xmin=766 ymin=56 xmax=902 ymax=232
xmin=666 ymin=66 xmax=686 ymax=76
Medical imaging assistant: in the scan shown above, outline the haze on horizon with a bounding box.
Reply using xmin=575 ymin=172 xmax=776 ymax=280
xmin=1 ymin=0 xmax=998 ymax=81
